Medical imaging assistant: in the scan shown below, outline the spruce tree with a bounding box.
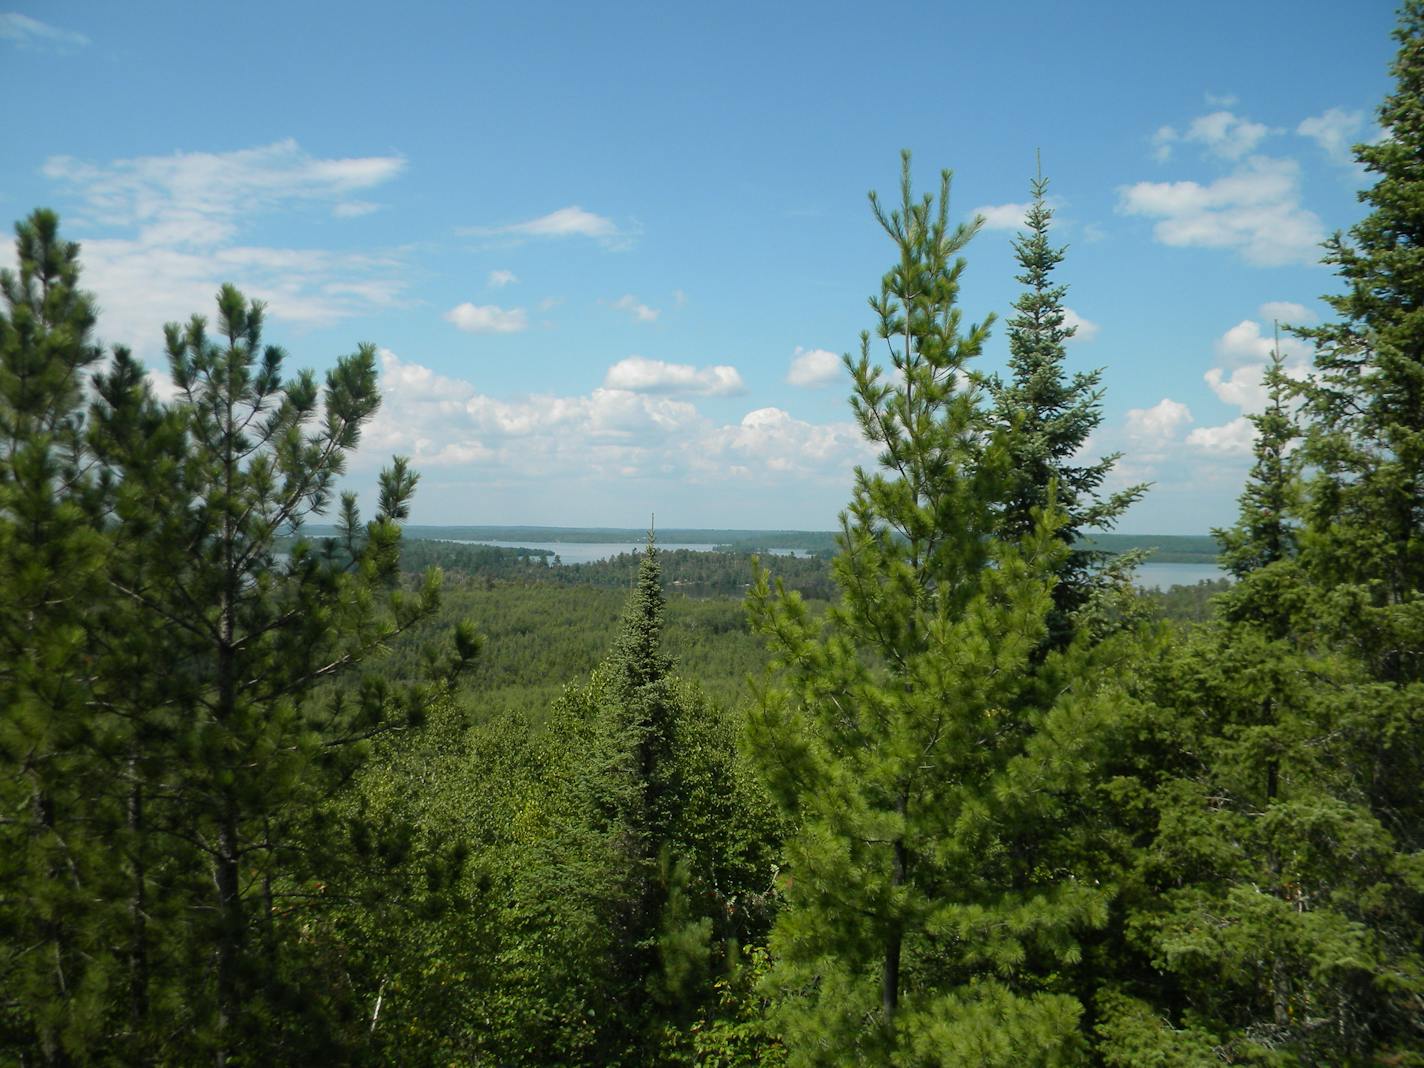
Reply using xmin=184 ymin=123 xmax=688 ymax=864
xmin=1096 ymin=14 xmax=1424 ymax=1051
xmin=1213 ymin=334 xmax=1299 ymax=583
xmin=490 ymin=535 xmax=777 ymax=1063
xmin=1294 ymin=0 xmax=1424 ymax=678
xmin=748 ymin=154 xmax=1140 ymax=1065
xmin=990 ymin=168 xmax=1145 ymax=644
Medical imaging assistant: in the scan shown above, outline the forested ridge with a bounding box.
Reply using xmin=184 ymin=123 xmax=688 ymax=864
xmin=3 ymin=7 xmax=1423 ymax=1065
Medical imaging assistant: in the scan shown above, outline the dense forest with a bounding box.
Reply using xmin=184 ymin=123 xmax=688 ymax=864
xmin=3 ymin=6 xmax=1423 ymax=1065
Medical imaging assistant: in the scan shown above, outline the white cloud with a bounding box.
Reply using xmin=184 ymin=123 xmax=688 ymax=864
xmin=673 ymin=289 xmax=688 ymax=307
xmin=1118 ymin=155 xmax=1325 ymax=266
xmin=695 ymin=407 xmax=871 ymax=478
xmin=1205 ymin=93 xmax=1239 ymax=108
xmin=610 ymin=294 xmax=659 ymax=323
xmin=603 ymin=356 xmax=745 ymax=396
xmin=359 ymin=351 xmax=867 ymax=485
xmin=1152 ymin=126 xmax=1179 ymax=162
xmin=444 ymin=302 xmax=528 ymax=334
xmin=1297 ymin=107 xmax=1365 ymax=165
xmin=1184 ymin=110 xmax=1272 ymax=159
xmin=786 ymin=346 xmax=842 ymax=388
xmin=44 ymin=139 xmax=405 ymax=245
xmin=1126 ymin=398 xmax=1193 ymax=444
xmin=0 ymin=12 xmax=88 ymax=50
xmin=1258 ymin=301 xmax=1315 ymax=325
xmin=1063 ymin=308 xmax=1099 ymax=343
xmin=1215 ymin=318 xmax=1311 ymax=365
xmin=332 ymin=201 xmax=380 ymax=218
xmin=487 ymin=269 xmax=518 ymax=288
xmin=973 ymin=201 xmax=1030 ymax=230
xmin=1204 ymin=365 xmax=1271 ymax=410
xmin=1186 ymin=417 xmax=1256 ymax=455
xmin=461 ymin=205 xmax=629 ymax=247
xmin=38 ymin=140 xmax=410 ymax=350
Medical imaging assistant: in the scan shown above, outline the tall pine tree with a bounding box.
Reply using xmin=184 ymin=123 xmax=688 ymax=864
xmin=88 ymin=285 xmax=475 ymax=1064
xmin=0 ymin=211 xmax=117 ymax=1065
xmin=748 ymin=154 xmax=1141 ymax=1065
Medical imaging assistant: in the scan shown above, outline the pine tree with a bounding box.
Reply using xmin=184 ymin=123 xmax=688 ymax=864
xmin=88 ymin=285 xmax=475 ymax=1063
xmin=0 ymin=211 xmax=116 ymax=1064
xmin=990 ymin=168 xmax=1145 ymax=644
xmin=748 ymin=153 xmax=1139 ymax=1065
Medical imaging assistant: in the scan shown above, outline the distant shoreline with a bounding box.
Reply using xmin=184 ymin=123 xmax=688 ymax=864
xmin=293 ymin=524 xmax=1221 ymax=564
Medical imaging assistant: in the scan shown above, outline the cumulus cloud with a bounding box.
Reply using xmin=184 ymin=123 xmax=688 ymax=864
xmin=1215 ymin=317 xmax=1311 ymax=365
xmin=695 ymin=407 xmax=871 ymax=478
xmin=1184 ymin=110 xmax=1273 ymax=159
xmin=1258 ymin=300 xmax=1315 ymax=325
xmin=0 ymin=12 xmax=88 ymax=51
xmin=37 ymin=140 xmax=409 ymax=350
xmin=973 ymin=201 xmax=1030 ymax=230
xmin=1118 ymin=155 xmax=1325 ymax=266
xmin=1153 ymin=109 xmax=1273 ymax=162
xmin=1297 ymin=107 xmax=1366 ymax=165
xmin=1126 ymin=398 xmax=1193 ymax=445
xmin=1191 ymin=314 xmax=1314 ymax=456
xmin=1186 ymin=417 xmax=1256 ymax=454
xmin=786 ymin=347 xmax=842 ymax=388
xmin=444 ymin=302 xmax=528 ymax=334
xmin=610 ymin=294 xmax=659 ymax=322
xmin=1063 ymin=308 xmax=1099 ymax=343
xmin=461 ymin=205 xmax=630 ymax=248
xmin=359 ymin=351 xmax=868 ymax=485
xmin=603 ymin=356 xmax=744 ymax=396
xmin=487 ymin=269 xmax=518 ymax=288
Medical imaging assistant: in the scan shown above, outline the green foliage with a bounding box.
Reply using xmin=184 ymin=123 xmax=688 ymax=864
xmin=748 ymin=154 xmax=1142 ymax=1065
xmin=0 ymin=210 xmax=115 ymax=1062
xmin=991 ymin=168 xmax=1146 ymax=642
xmin=1214 ymin=339 xmax=1299 ymax=586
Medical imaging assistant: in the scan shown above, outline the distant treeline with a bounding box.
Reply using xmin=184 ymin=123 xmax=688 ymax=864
xmin=306 ymin=524 xmax=1222 ymax=564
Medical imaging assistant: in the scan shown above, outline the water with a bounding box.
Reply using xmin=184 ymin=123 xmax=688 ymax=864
xmin=445 ymin=540 xmax=812 ymax=565
xmin=1133 ymin=561 xmax=1227 ymax=590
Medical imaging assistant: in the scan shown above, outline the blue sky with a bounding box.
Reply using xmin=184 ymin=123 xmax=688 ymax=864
xmin=0 ymin=1 xmax=1400 ymax=532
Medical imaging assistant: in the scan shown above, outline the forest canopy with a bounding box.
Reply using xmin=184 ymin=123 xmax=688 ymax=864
xmin=2 ymin=5 xmax=1423 ymax=1064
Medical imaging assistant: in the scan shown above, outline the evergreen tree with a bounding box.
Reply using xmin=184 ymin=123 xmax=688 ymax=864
xmin=990 ymin=168 xmax=1145 ymax=643
xmin=488 ymin=534 xmax=778 ymax=1064
xmin=88 ymin=285 xmax=474 ymax=1063
xmin=1213 ymin=334 xmax=1299 ymax=582
xmin=0 ymin=211 xmax=112 ymax=1064
xmin=747 ymin=154 xmax=1139 ymax=1065
xmin=1097 ymin=14 xmax=1424 ymax=1050
xmin=1294 ymin=0 xmax=1424 ymax=678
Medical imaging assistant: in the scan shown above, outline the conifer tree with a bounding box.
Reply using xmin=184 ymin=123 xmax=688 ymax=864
xmin=89 ymin=285 xmax=475 ymax=1063
xmin=492 ymin=534 xmax=777 ymax=1063
xmin=748 ymin=154 xmax=1139 ymax=1065
xmin=0 ymin=211 xmax=116 ymax=1064
xmin=1213 ymin=334 xmax=1298 ymax=582
xmin=1097 ymin=14 xmax=1424 ymax=1050
xmin=1294 ymin=0 xmax=1424 ymax=677
xmin=990 ymin=168 xmax=1144 ymax=643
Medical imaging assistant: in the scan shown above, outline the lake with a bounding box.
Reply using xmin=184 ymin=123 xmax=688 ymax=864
xmin=447 ymin=540 xmax=812 ymax=565
xmin=1133 ymin=561 xmax=1227 ymax=589
xmin=447 ymin=540 xmax=1223 ymax=589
